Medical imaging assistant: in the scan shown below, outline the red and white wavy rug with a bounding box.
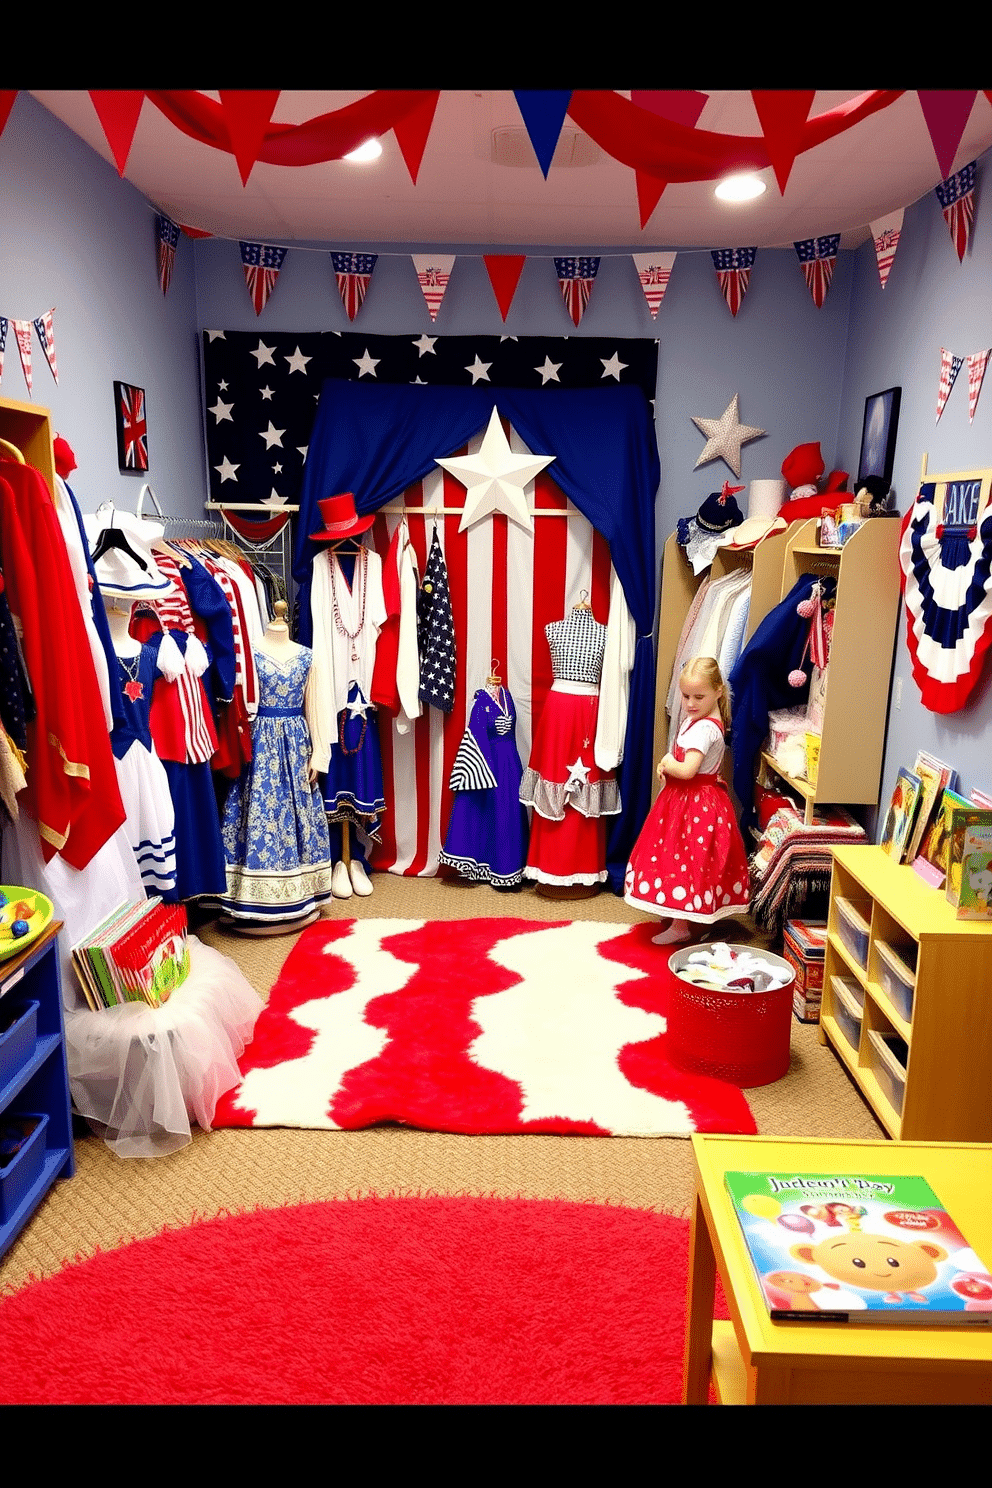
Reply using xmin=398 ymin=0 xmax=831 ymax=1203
xmin=212 ymin=918 xmax=757 ymax=1137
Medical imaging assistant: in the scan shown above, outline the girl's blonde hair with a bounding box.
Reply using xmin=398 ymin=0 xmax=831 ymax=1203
xmin=680 ymin=654 xmax=733 ymax=731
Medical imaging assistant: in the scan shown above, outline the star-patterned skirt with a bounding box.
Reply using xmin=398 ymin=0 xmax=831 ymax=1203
xmin=519 ymin=684 xmax=620 ymax=887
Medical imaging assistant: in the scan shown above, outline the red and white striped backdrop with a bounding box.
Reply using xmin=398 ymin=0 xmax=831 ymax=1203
xmin=367 ymin=426 xmax=615 ymax=877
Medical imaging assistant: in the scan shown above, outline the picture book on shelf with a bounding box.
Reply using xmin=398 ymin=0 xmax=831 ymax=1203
xmin=906 ymin=752 xmax=953 ymax=867
xmin=724 ymin=1171 xmax=992 ymax=1326
xmin=879 ymin=766 xmax=922 ymax=861
xmin=915 ymin=785 xmax=970 ymax=887
xmin=955 ymin=821 xmax=992 ymax=920
xmin=945 ymin=806 xmax=992 ymax=908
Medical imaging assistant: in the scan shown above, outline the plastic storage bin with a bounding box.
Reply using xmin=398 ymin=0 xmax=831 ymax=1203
xmin=867 ymin=1029 xmax=908 ymax=1117
xmin=666 ymin=945 xmax=795 ymax=1087
xmin=0 ymin=1112 xmax=48 ymax=1224
xmin=0 ymin=1000 xmax=39 ymax=1090
xmin=834 ymin=896 xmax=871 ymax=970
xmin=831 ymin=975 xmax=864 ymax=1053
xmin=875 ymin=941 xmax=916 ymax=1022
xmin=832 ymin=972 xmax=865 ymax=1012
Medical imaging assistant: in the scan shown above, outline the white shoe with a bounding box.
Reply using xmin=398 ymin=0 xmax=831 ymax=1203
xmin=349 ymin=860 xmax=374 ymax=897
xmin=331 ymin=860 xmax=353 ymax=899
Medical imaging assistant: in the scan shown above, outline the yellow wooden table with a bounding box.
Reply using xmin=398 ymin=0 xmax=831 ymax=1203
xmin=684 ymin=1134 xmax=992 ymax=1405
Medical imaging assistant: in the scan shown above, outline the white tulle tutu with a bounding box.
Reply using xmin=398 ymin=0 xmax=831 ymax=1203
xmin=63 ymin=937 xmax=263 ymax=1158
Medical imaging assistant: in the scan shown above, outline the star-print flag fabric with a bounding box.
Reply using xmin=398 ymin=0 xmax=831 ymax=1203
xmin=240 ymin=241 xmax=288 ymax=316
xmin=631 ymin=253 xmax=676 ymax=319
xmin=412 ymin=255 xmax=455 ymax=322
xmin=967 ymin=350 xmax=990 ymax=423
xmin=200 ymin=330 xmax=658 ymax=509
xmin=554 ymin=256 xmax=600 ymax=327
xmin=936 ymin=347 xmax=964 ymax=422
xmin=13 ymin=320 xmax=32 ymax=394
xmin=935 ymin=161 xmax=977 ymax=262
xmin=157 ymin=213 xmax=180 ymax=295
xmin=331 ymin=252 xmax=378 ymax=321
xmin=870 ymin=209 xmax=904 ymax=290
xmin=32 ymin=308 xmax=58 ymax=385
xmin=794 ymin=234 xmax=840 ymax=309
xmin=417 ymin=528 xmax=456 ymax=713
xmin=711 ymin=247 xmax=756 ymax=318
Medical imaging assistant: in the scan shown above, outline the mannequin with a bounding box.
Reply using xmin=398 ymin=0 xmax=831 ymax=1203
xmin=219 ymin=601 xmax=334 ymax=933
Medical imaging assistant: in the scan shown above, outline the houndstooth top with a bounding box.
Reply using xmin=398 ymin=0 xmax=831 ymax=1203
xmin=545 ymin=606 xmax=608 ymax=685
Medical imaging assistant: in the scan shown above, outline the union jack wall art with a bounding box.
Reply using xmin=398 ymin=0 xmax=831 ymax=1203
xmin=114 ymin=380 xmax=149 ymax=471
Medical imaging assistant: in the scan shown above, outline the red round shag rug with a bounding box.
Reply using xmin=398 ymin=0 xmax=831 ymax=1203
xmin=0 ymin=1196 xmax=728 ymax=1405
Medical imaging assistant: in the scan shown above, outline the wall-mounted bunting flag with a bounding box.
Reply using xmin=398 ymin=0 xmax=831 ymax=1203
xmin=483 ymin=255 xmax=526 ymax=321
xmin=632 ymin=252 xmax=676 ymax=318
xmin=32 ymin=308 xmax=58 ymax=385
xmin=967 ymin=350 xmax=990 ymax=423
xmin=412 ymin=255 xmax=455 ymax=322
xmin=935 ymin=161 xmax=977 ymax=262
xmin=13 ymin=320 xmax=33 ymax=395
xmin=554 ymin=256 xmax=600 ymax=327
xmin=330 ymin=252 xmax=378 ymax=321
xmin=870 ymin=208 xmax=904 ymax=290
xmin=794 ymin=234 xmax=841 ymax=308
xmin=156 ymin=213 xmax=180 ymax=295
xmin=936 ymin=347 xmax=964 ymax=422
xmin=239 ymin=241 xmax=288 ymax=316
xmin=711 ymin=248 xmax=756 ymax=318
xmin=0 ymin=317 xmax=7 ymax=386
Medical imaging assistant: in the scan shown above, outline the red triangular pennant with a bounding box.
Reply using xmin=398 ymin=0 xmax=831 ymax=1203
xmin=630 ymin=91 xmax=706 ymax=228
xmin=89 ymin=90 xmax=146 ymax=175
xmin=393 ymin=90 xmax=441 ymax=185
xmin=218 ymin=91 xmax=281 ymax=186
xmin=483 ymin=255 xmax=526 ymax=321
xmin=0 ymin=91 xmax=17 ymax=138
xmin=635 ymin=173 xmax=668 ymax=229
xmin=751 ymin=90 xmax=816 ymax=194
xmin=918 ymin=90 xmax=978 ymax=181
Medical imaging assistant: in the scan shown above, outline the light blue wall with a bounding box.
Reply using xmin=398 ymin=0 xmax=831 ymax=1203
xmin=3 ymin=92 xmax=989 ymax=804
xmin=838 ymin=152 xmax=992 ymax=805
xmin=0 ymin=92 xmax=205 ymax=518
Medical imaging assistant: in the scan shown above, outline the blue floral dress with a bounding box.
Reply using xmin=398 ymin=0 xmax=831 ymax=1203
xmin=220 ymin=648 xmax=333 ymax=924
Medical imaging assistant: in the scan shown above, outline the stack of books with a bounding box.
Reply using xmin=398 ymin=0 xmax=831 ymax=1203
xmin=72 ymin=899 xmax=190 ymax=1011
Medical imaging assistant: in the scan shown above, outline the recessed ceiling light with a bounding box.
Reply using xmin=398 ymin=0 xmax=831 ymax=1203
xmin=714 ymin=174 xmax=766 ymax=203
xmin=344 ymin=138 xmax=382 ymax=164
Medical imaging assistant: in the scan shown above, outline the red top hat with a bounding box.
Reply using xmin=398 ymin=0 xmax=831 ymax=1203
xmin=309 ymin=492 xmax=376 ymax=542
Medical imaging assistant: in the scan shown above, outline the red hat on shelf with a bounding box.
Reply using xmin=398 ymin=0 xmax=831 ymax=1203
xmin=53 ymin=434 xmax=78 ymax=480
xmin=309 ymin=492 xmax=376 ymax=542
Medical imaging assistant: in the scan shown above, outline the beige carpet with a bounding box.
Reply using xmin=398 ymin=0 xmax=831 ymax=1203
xmin=0 ymin=874 xmax=884 ymax=1296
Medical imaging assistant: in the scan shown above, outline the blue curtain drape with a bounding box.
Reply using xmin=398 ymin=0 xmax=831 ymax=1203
xmin=294 ymin=379 xmax=660 ymax=891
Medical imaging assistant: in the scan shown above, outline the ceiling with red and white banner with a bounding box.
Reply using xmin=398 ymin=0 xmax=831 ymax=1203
xmin=22 ymin=89 xmax=992 ymax=249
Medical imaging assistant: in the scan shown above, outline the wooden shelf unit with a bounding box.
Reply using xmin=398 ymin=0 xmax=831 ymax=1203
xmin=0 ymin=924 xmax=75 ymax=1263
xmin=821 ymin=844 xmax=992 ymax=1141
xmin=0 ymin=395 xmax=57 ymax=495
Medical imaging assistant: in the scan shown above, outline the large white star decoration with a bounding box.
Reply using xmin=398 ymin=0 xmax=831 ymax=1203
xmin=535 ymin=356 xmax=562 ymax=385
xmin=691 ymin=394 xmax=765 ymax=478
xmin=260 ymin=385 xmax=274 ymax=400
xmin=206 ymin=329 xmax=226 ymax=342
xmin=209 ymin=397 xmax=234 ymax=424
xmin=600 ymin=352 xmax=628 ymax=381
xmin=465 ymin=355 xmax=492 ymax=384
xmin=436 ymin=406 xmax=555 ymax=535
xmin=259 ymin=421 xmax=285 ymax=449
xmin=214 ymin=457 xmax=240 ymax=483
xmin=285 ymin=346 xmax=312 ymax=375
xmin=413 ymin=334 xmax=437 ymax=357
xmin=260 ymin=491 xmax=289 ymax=509
xmin=251 ymin=339 xmax=276 ymax=367
xmin=564 ymin=756 xmax=590 ymax=793
xmin=353 ymin=349 xmax=380 ymax=378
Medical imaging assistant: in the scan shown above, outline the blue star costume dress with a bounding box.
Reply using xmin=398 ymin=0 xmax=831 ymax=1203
xmin=439 ymin=684 xmax=529 ymax=887
xmin=220 ymin=647 xmax=333 ymax=924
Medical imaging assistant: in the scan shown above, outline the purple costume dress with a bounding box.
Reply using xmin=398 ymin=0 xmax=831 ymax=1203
xmin=439 ymin=685 xmax=529 ymax=888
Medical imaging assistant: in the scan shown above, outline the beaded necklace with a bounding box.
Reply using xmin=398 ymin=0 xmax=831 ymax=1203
xmin=329 ymin=547 xmax=367 ymax=664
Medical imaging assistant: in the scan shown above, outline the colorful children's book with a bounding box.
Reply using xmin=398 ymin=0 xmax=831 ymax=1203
xmin=724 ymin=1171 xmax=992 ymax=1326
xmin=955 ymin=822 xmax=992 ymax=920
xmin=906 ymin=752 xmax=953 ymax=867
xmin=915 ymin=786 xmax=970 ymax=887
xmin=878 ymin=766 xmax=922 ymax=861
xmin=945 ymin=806 xmax=992 ymax=908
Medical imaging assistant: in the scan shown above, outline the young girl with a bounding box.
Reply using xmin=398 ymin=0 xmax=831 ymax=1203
xmin=624 ymin=655 xmax=750 ymax=945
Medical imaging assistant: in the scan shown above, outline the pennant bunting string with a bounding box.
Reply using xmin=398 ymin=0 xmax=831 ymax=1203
xmin=870 ymin=208 xmax=904 ymax=290
xmin=794 ymin=234 xmax=840 ymax=308
xmin=32 ymin=308 xmax=58 ymax=385
xmin=554 ymin=256 xmax=600 ymax=327
xmin=935 ymin=161 xmax=976 ymax=262
xmin=483 ymin=255 xmax=526 ymax=322
xmin=412 ymin=255 xmax=455 ymax=322
xmin=156 ymin=213 xmax=180 ymax=296
xmin=711 ymin=247 xmax=756 ymax=317
xmin=240 ymin=241 xmax=287 ymax=316
xmin=13 ymin=320 xmax=33 ymax=395
xmin=331 ymin=252 xmax=378 ymax=321
xmin=967 ymin=350 xmax=990 ymax=423
xmin=632 ymin=252 xmax=676 ymax=318
xmin=936 ymin=347 xmax=964 ymax=422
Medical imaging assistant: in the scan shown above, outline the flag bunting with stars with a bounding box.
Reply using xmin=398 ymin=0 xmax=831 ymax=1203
xmin=631 ymin=253 xmax=676 ymax=319
xmin=330 ymin=252 xmax=378 ymax=321
xmin=412 ymin=255 xmax=455 ymax=322
xmin=794 ymin=235 xmax=841 ymax=309
xmin=240 ymin=241 xmax=288 ymax=316
xmin=935 ymin=161 xmax=976 ymax=262
xmin=554 ymin=256 xmax=600 ymax=327
xmin=870 ymin=209 xmax=904 ymax=290
xmin=711 ymin=247 xmax=756 ymax=318
xmin=935 ymin=347 xmax=964 ymax=422
xmin=32 ymin=307 xmax=58 ymax=385
xmin=157 ymin=213 xmax=180 ymax=295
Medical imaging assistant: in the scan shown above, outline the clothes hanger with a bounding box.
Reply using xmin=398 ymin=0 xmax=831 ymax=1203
xmin=89 ymin=511 xmax=150 ymax=571
xmin=487 ymin=658 xmax=502 ymax=686
xmin=0 ymin=437 xmax=26 ymax=464
xmin=572 ymin=589 xmax=592 ymax=611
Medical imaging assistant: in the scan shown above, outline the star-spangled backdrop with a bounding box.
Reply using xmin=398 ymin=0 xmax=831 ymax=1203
xmin=201 ymin=331 xmax=659 ymax=508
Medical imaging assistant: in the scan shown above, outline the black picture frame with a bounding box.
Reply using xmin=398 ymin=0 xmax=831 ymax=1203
xmin=114 ymin=380 xmax=149 ymax=472
xmin=857 ymin=385 xmax=901 ymax=489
